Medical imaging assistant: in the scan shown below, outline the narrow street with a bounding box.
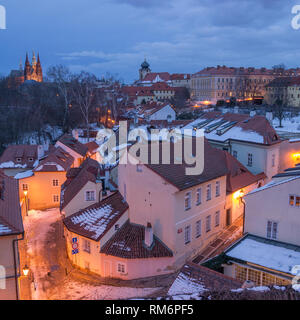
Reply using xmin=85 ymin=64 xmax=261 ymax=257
xmin=22 ymin=208 xmax=162 ymax=300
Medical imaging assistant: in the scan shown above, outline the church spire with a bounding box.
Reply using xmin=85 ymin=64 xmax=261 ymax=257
xmin=32 ymin=51 xmax=37 ymax=66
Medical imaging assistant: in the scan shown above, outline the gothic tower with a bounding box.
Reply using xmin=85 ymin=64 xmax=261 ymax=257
xmin=24 ymin=52 xmax=43 ymax=82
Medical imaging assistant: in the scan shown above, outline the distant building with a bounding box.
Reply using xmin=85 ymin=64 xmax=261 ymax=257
xmin=265 ymin=76 xmax=300 ymax=107
xmin=137 ymin=59 xmax=191 ymax=88
xmin=8 ymin=52 xmax=43 ymax=87
xmin=191 ymin=65 xmax=300 ymax=105
xmin=183 ymin=111 xmax=282 ymax=180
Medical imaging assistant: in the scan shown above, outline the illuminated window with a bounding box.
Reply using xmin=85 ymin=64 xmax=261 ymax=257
xmin=248 ymin=269 xmax=261 ymax=286
xmin=235 ymin=265 xmax=247 ymax=283
xmin=290 ymin=195 xmax=300 ymax=207
xmin=290 ymin=195 xmax=295 ymax=206
xmin=22 ymin=184 xmax=28 ymax=191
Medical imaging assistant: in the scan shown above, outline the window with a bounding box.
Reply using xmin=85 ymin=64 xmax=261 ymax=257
xmin=272 ymin=154 xmax=276 ymax=167
xmin=53 ymin=195 xmax=59 ymax=203
xmin=267 ymin=221 xmax=278 ymax=239
xmin=206 ymin=215 xmax=211 ymax=233
xmin=115 ymin=224 xmax=119 ymax=231
xmin=136 ymin=164 xmax=143 ymax=172
xmin=184 ymin=225 xmax=191 ymax=244
xmin=83 ymin=239 xmax=91 ymax=253
xmin=22 ymin=184 xmax=28 ymax=191
xmin=216 ymin=181 xmax=220 ymax=197
xmin=117 ymin=263 xmax=126 ymax=274
xmin=233 ymin=150 xmax=238 ymax=159
xmin=196 ymin=220 xmax=202 ymax=238
xmin=206 ymin=184 xmax=211 ymax=201
xmin=53 ymin=179 xmax=59 ymax=187
xmin=289 ymin=195 xmax=300 ymax=207
xmin=185 ymin=192 xmax=192 ymax=211
xmin=215 ymin=211 xmax=220 ymax=227
xmin=247 ymin=153 xmax=253 ymax=167
xmin=16 ymin=158 xmax=22 ymax=163
xmin=28 ymin=158 xmax=34 ymax=162
xmin=85 ymin=191 xmax=95 ymax=201
xmin=196 ymin=188 xmax=202 ymax=205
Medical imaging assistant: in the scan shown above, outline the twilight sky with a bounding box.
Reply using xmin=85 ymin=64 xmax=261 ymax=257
xmin=1 ymin=0 xmax=300 ymax=82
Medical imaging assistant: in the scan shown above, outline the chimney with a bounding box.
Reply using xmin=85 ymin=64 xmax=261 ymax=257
xmin=37 ymin=145 xmax=45 ymax=159
xmin=72 ymin=129 xmax=79 ymax=140
xmin=144 ymin=222 xmax=154 ymax=248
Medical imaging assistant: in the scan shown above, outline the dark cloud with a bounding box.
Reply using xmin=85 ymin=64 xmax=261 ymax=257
xmin=1 ymin=0 xmax=300 ymax=82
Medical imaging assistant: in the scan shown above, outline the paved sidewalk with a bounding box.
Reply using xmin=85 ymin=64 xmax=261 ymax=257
xmin=192 ymin=216 xmax=243 ymax=265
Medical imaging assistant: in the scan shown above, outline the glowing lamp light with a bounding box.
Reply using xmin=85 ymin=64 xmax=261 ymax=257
xmin=23 ymin=191 xmax=28 ymax=197
xmin=234 ymin=189 xmax=244 ymax=200
xmin=23 ymin=265 xmax=29 ymax=277
xmin=292 ymin=153 xmax=300 ymax=161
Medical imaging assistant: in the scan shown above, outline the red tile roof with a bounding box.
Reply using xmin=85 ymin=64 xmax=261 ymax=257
xmin=170 ymin=73 xmax=191 ymax=81
xmin=58 ymin=134 xmax=89 ymax=157
xmin=169 ymin=263 xmax=242 ymax=294
xmin=101 ymin=220 xmax=173 ymax=259
xmin=63 ymin=191 xmax=128 ymax=241
xmin=84 ymin=141 xmax=99 ymax=154
xmin=0 ymin=171 xmax=23 ymax=236
xmin=34 ymin=147 xmax=74 ymax=172
xmin=222 ymin=151 xmax=266 ymax=193
xmin=144 ymin=139 xmax=229 ymax=191
xmin=0 ymin=145 xmax=39 ymax=169
xmin=142 ymin=72 xmax=171 ymax=82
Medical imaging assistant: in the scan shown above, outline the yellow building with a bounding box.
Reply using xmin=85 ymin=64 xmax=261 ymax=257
xmin=16 ymin=147 xmax=74 ymax=211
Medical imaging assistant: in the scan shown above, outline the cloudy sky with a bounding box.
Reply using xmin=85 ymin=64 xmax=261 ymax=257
xmin=1 ymin=0 xmax=300 ymax=82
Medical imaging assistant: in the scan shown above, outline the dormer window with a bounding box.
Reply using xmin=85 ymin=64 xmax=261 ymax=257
xmin=16 ymin=158 xmax=22 ymax=163
xmin=28 ymin=158 xmax=34 ymax=162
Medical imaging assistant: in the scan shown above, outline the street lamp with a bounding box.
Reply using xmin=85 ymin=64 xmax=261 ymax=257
xmin=22 ymin=265 xmax=29 ymax=277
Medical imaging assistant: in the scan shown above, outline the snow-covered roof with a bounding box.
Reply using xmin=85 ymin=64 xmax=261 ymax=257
xmin=183 ymin=112 xmax=280 ymax=145
xmin=226 ymin=234 xmax=300 ymax=275
xmin=14 ymin=170 xmax=34 ymax=180
xmin=246 ymin=176 xmax=300 ymax=196
xmin=63 ymin=192 xmax=128 ymax=242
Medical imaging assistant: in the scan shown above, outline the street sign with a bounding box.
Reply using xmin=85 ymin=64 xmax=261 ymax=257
xmin=72 ymin=237 xmax=79 ymax=255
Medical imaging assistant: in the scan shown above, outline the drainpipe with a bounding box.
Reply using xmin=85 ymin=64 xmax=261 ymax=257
xmin=12 ymin=232 xmax=24 ymax=300
xmin=240 ymin=197 xmax=246 ymax=234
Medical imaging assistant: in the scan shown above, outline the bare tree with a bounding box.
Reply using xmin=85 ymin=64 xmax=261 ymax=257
xmin=47 ymin=65 xmax=74 ymax=132
xmin=71 ymin=71 xmax=99 ymax=142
